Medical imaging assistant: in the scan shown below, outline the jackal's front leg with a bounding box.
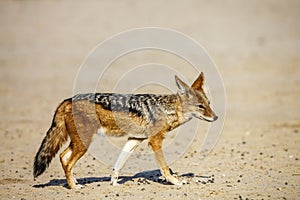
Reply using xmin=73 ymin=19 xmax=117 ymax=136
xmin=148 ymin=134 xmax=183 ymax=186
xmin=111 ymin=138 xmax=143 ymax=186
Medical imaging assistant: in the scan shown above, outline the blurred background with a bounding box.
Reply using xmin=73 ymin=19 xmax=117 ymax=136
xmin=0 ymin=0 xmax=299 ymax=126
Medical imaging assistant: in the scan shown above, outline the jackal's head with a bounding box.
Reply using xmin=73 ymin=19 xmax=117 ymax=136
xmin=175 ymin=73 xmax=218 ymax=122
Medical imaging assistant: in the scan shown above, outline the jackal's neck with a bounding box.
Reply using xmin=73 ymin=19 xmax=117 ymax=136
xmin=158 ymin=93 xmax=192 ymax=131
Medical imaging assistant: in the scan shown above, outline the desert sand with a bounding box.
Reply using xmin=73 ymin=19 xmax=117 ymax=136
xmin=0 ymin=1 xmax=299 ymax=199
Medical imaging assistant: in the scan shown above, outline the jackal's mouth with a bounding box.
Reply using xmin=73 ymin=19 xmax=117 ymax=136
xmin=195 ymin=114 xmax=218 ymax=122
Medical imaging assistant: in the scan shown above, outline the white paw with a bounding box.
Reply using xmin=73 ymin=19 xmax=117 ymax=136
xmin=111 ymin=178 xmax=120 ymax=186
xmin=111 ymin=182 xmax=120 ymax=186
xmin=167 ymin=176 xmax=183 ymax=186
xmin=174 ymin=180 xmax=183 ymax=186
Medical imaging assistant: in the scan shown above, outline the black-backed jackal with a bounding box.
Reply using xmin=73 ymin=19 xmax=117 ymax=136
xmin=33 ymin=72 xmax=218 ymax=189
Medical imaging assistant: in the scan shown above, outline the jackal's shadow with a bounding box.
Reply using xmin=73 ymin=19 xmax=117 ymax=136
xmin=32 ymin=176 xmax=111 ymax=189
xmin=118 ymin=169 xmax=194 ymax=185
xmin=33 ymin=169 xmax=189 ymax=188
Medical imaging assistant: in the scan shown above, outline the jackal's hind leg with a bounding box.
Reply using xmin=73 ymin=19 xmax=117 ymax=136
xmin=148 ymin=134 xmax=183 ymax=186
xmin=60 ymin=146 xmax=77 ymax=185
xmin=60 ymin=144 xmax=87 ymax=189
xmin=60 ymin=145 xmax=77 ymax=185
xmin=111 ymin=138 xmax=143 ymax=186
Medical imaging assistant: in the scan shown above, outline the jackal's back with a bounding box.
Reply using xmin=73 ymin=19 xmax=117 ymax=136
xmin=73 ymin=93 xmax=178 ymax=121
xmin=72 ymin=93 xmax=184 ymax=136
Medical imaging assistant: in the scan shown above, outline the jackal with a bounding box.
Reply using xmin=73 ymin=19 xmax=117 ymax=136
xmin=33 ymin=72 xmax=218 ymax=189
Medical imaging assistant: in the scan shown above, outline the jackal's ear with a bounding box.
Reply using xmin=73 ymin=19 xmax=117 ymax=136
xmin=191 ymin=72 xmax=204 ymax=90
xmin=175 ymin=75 xmax=190 ymax=95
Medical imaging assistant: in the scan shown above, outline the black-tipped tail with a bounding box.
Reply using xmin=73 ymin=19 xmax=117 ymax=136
xmin=33 ymin=100 xmax=70 ymax=178
xmin=33 ymin=134 xmax=52 ymax=178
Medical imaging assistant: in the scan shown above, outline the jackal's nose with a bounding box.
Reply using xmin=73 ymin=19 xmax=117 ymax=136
xmin=213 ymin=115 xmax=218 ymax=121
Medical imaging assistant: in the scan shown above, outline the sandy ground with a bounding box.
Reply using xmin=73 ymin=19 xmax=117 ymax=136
xmin=0 ymin=0 xmax=299 ymax=199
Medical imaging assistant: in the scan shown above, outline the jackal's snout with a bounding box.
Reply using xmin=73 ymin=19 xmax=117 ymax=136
xmin=205 ymin=114 xmax=218 ymax=122
xmin=200 ymin=108 xmax=218 ymax=122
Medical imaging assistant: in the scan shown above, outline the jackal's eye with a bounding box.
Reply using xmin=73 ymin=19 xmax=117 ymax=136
xmin=198 ymin=104 xmax=205 ymax=110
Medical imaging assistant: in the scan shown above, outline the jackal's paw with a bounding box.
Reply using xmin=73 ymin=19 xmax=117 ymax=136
xmin=166 ymin=176 xmax=184 ymax=186
xmin=111 ymin=182 xmax=120 ymax=186
xmin=111 ymin=179 xmax=120 ymax=186
xmin=71 ymin=176 xmax=78 ymax=184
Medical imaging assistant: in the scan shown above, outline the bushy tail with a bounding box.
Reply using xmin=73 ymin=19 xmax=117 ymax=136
xmin=33 ymin=100 xmax=70 ymax=178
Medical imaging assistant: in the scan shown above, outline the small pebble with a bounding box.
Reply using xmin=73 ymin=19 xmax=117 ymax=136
xmin=294 ymin=129 xmax=298 ymax=133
